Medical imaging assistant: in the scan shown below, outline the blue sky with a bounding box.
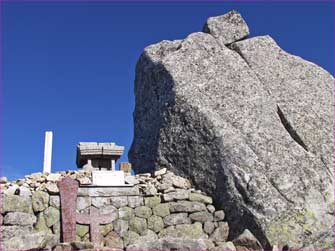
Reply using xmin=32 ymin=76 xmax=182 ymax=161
xmin=1 ymin=2 xmax=334 ymax=181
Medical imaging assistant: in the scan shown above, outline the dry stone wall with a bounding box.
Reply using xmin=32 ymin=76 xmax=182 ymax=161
xmin=0 ymin=168 xmax=263 ymax=251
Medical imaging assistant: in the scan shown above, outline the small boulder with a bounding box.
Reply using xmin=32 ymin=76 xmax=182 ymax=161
xmin=214 ymin=210 xmax=225 ymax=221
xmin=169 ymin=200 xmax=207 ymax=213
xmin=148 ymin=215 xmax=164 ymax=233
xmin=153 ymin=203 xmax=170 ymax=217
xmin=32 ymin=191 xmax=49 ymax=212
xmin=2 ymin=195 xmax=33 ymax=214
xmin=3 ymin=212 xmax=36 ymax=226
xmin=46 ymin=173 xmax=62 ymax=182
xmin=189 ymin=192 xmax=213 ymax=204
xmin=123 ymin=231 xmax=140 ymax=246
xmin=128 ymin=196 xmax=144 ymax=208
xmin=114 ymin=219 xmax=129 ymax=237
xmin=203 ymin=10 xmax=249 ymax=45
xmin=154 ymin=168 xmax=167 ymax=177
xmin=210 ymin=222 xmax=230 ymax=242
xmin=189 ymin=211 xmax=214 ymax=222
xmin=71 ymin=241 xmax=94 ymax=250
xmin=171 ymin=175 xmax=192 ymax=189
xmin=164 ymin=213 xmax=191 ymax=226
xmin=46 ymin=182 xmax=59 ymax=194
xmin=144 ymin=196 xmax=161 ymax=208
xmin=135 ymin=206 xmax=152 ymax=219
xmin=44 ymin=206 xmax=60 ymax=227
xmin=232 ymin=229 xmax=263 ymax=250
xmin=129 ymin=217 xmax=147 ymax=234
xmin=204 ymin=221 xmax=215 ymax=234
xmin=104 ymin=231 xmax=124 ymax=249
xmin=119 ymin=206 xmax=134 ymax=220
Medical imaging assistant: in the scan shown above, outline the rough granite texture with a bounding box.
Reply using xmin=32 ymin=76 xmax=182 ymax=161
xmin=203 ymin=10 xmax=249 ymax=45
xmin=129 ymin=10 xmax=334 ymax=250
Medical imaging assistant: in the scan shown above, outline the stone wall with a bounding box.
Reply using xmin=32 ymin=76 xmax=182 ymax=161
xmin=0 ymin=169 xmax=263 ymax=250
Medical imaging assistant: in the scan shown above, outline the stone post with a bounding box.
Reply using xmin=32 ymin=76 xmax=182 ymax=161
xmin=43 ymin=131 xmax=53 ymax=173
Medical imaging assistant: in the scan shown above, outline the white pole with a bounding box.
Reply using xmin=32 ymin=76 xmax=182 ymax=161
xmin=43 ymin=131 xmax=53 ymax=173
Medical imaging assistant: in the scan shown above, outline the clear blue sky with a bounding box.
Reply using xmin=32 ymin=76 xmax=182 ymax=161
xmin=1 ymin=2 xmax=334 ymax=181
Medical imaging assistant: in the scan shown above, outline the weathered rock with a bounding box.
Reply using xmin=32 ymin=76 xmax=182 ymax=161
xmin=164 ymin=213 xmax=191 ymax=226
xmin=32 ymin=191 xmax=49 ymax=212
xmin=1 ymin=225 xmax=33 ymax=240
xmin=123 ymin=231 xmax=140 ymax=246
xmin=2 ymin=195 xmax=32 ymax=214
xmin=44 ymin=206 xmax=60 ymax=227
xmin=153 ymin=203 xmax=170 ymax=217
xmin=207 ymin=204 xmax=215 ymax=213
xmin=175 ymin=222 xmax=204 ymax=239
xmin=2 ymin=231 xmax=57 ymax=250
xmin=128 ymin=196 xmax=144 ymax=208
xmin=232 ymin=229 xmax=263 ymax=250
xmin=78 ymin=186 xmax=139 ymax=197
xmin=143 ymin=183 xmax=157 ymax=195
xmin=71 ymin=241 xmax=94 ymax=250
xmin=144 ymin=196 xmax=161 ymax=208
xmin=100 ymin=204 xmax=118 ymax=218
xmin=139 ymin=229 xmax=158 ymax=242
xmin=126 ymin=239 xmax=163 ymax=250
xmin=53 ymin=221 xmax=61 ymax=240
xmin=53 ymin=242 xmax=73 ymax=251
xmin=111 ymin=196 xmax=128 ymax=208
xmin=3 ymin=212 xmax=36 ymax=226
xmin=147 ymin=215 xmax=164 ymax=233
xmin=204 ymin=221 xmax=215 ymax=234
xmin=46 ymin=182 xmax=59 ymax=194
xmin=104 ymin=231 xmax=124 ymax=249
xmin=189 ymin=211 xmax=214 ymax=222
xmin=135 ymin=206 xmax=152 ymax=219
xmin=161 ymin=237 xmax=208 ymax=250
xmin=154 ymin=168 xmax=167 ymax=177
xmin=18 ymin=186 xmax=33 ymax=197
xmin=169 ymin=200 xmax=207 ymax=213
xmin=47 ymin=173 xmax=62 ymax=182
xmin=49 ymin=195 xmax=60 ymax=209
xmin=34 ymin=212 xmax=49 ymax=232
xmin=91 ymin=197 xmax=109 ymax=208
xmin=163 ymin=189 xmax=189 ymax=201
xmin=3 ymin=185 xmax=19 ymax=196
xmin=214 ymin=210 xmax=225 ymax=221
xmin=189 ymin=192 xmax=213 ymax=204
xmin=215 ymin=241 xmax=236 ymax=251
xmin=210 ymin=222 xmax=230 ymax=243
xmin=129 ymin=217 xmax=147 ymax=234
xmin=119 ymin=206 xmax=134 ymax=220
xmin=203 ymin=10 xmax=249 ymax=45
xmin=171 ymin=175 xmax=192 ymax=189
xmin=129 ymin=11 xmax=334 ymax=249
xmin=114 ymin=219 xmax=129 ymax=237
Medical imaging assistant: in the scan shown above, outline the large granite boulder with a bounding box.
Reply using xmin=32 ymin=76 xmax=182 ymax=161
xmin=129 ymin=10 xmax=333 ymax=249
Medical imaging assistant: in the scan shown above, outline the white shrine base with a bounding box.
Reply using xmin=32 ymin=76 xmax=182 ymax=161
xmin=92 ymin=170 xmax=127 ymax=186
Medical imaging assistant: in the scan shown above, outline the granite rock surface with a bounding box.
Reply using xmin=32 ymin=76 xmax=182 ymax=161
xmin=129 ymin=10 xmax=334 ymax=249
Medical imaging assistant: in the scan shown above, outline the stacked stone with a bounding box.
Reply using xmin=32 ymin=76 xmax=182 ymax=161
xmin=1 ymin=168 xmax=263 ymax=250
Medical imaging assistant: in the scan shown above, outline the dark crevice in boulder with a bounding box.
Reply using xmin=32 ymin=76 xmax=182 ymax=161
xmin=215 ymin=167 xmax=272 ymax=250
xmin=277 ymin=105 xmax=308 ymax=152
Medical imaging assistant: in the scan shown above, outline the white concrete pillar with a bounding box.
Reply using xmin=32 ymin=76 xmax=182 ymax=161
xmin=43 ymin=131 xmax=53 ymax=173
xmin=111 ymin=159 xmax=115 ymax=171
